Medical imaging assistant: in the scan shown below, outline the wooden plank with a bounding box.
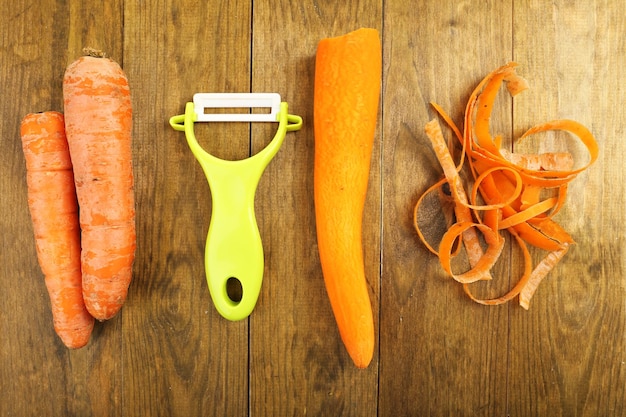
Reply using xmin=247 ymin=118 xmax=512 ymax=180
xmin=121 ymin=1 xmax=252 ymax=416
xmin=249 ymin=1 xmax=382 ymax=416
xmin=379 ymin=1 xmax=513 ymax=415
xmin=65 ymin=3 xmax=128 ymax=416
xmin=66 ymin=1 xmax=124 ymax=65
xmin=510 ymin=1 xmax=626 ymax=415
xmin=0 ymin=1 xmax=125 ymax=416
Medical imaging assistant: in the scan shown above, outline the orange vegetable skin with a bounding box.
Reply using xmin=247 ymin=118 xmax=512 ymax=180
xmin=63 ymin=52 xmax=136 ymax=320
xmin=21 ymin=111 xmax=95 ymax=348
xmin=414 ymin=63 xmax=598 ymax=308
xmin=314 ymin=28 xmax=381 ymax=368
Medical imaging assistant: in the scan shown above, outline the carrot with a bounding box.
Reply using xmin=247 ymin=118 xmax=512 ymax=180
xmin=63 ymin=49 xmax=136 ymax=320
xmin=20 ymin=111 xmax=95 ymax=348
xmin=314 ymin=28 xmax=381 ymax=368
xmin=414 ymin=63 xmax=598 ymax=308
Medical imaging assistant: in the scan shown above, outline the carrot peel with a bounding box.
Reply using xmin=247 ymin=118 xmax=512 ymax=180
xmin=438 ymin=221 xmax=505 ymax=284
xmin=414 ymin=63 xmax=598 ymax=308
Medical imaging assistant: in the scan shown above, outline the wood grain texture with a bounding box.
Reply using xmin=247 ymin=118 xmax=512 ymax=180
xmin=250 ymin=1 xmax=382 ymax=415
xmin=121 ymin=1 xmax=252 ymax=416
xmin=1 ymin=0 xmax=624 ymax=416
xmin=380 ymin=1 xmax=513 ymax=416
xmin=509 ymin=1 xmax=626 ymax=416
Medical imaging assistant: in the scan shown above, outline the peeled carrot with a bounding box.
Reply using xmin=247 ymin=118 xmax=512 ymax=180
xmin=314 ymin=28 xmax=381 ymax=368
xmin=414 ymin=63 xmax=598 ymax=308
xmin=63 ymin=49 xmax=136 ymax=320
xmin=21 ymin=111 xmax=95 ymax=348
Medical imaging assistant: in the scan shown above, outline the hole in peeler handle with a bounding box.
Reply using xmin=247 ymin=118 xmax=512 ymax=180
xmin=226 ymin=277 xmax=243 ymax=303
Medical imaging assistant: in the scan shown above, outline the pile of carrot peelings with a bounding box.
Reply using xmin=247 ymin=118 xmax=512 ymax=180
xmin=414 ymin=62 xmax=599 ymax=309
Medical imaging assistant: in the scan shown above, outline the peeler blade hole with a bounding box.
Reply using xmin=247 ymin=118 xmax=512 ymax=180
xmin=226 ymin=277 xmax=243 ymax=303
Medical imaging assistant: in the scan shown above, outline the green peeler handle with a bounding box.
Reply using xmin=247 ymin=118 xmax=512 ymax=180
xmin=201 ymin=160 xmax=265 ymax=321
xmin=169 ymin=101 xmax=302 ymax=321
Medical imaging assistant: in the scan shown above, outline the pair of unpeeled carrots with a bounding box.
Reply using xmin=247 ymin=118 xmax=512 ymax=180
xmin=20 ymin=50 xmax=135 ymax=349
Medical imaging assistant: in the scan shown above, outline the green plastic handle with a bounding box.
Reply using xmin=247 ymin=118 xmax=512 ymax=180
xmin=170 ymin=101 xmax=302 ymax=321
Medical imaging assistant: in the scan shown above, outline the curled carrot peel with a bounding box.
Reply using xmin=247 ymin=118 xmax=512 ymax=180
xmin=414 ymin=63 xmax=598 ymax=309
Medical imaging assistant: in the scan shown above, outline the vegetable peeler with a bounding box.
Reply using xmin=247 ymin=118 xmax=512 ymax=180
xmin=169 ymin=93 xmax=302 ymax=321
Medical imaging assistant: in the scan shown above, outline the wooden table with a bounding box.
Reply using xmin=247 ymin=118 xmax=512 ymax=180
xmin=2 ymin=1 xmax=624 ymax=416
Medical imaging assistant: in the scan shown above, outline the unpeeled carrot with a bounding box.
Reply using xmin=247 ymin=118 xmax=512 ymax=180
xmin=314 ymin=28 xmax=381 ymax=368
xmin=21 ymin=111 xmax=94 ymax=348
xmin=63 ymin=50 xmax=136 ymax=320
